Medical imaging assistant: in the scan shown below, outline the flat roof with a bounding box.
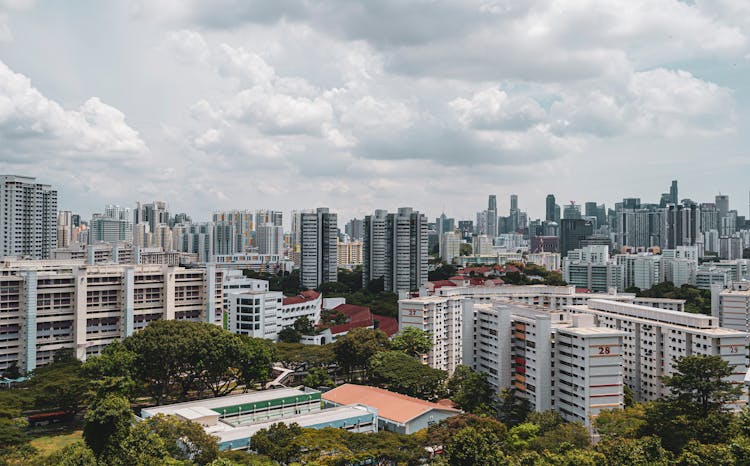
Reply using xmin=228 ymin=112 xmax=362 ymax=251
xmin=142 ymin=388 xmax=315 ymax=417
xmin=215 ymin=405 xmax=374 ymax=442
xmin=322 ymin=384 xmax=460 ymax=424
xmin=559 ymin=326 xmax=626 ymax=337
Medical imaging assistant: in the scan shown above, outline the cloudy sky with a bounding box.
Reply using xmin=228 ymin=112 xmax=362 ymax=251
xmin=1 ymin=0 xmax=750 ymax=224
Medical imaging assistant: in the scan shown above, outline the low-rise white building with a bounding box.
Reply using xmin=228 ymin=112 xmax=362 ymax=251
xmin=526 ymin=252 xmax=561 ymax=271
xmin=227 ymin=289 xmax=321 ymax=341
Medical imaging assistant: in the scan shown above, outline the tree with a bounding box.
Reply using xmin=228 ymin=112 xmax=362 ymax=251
xmin=460 ymin=243 xmax=472 ymax=256
xmin=427 ymin=414 xmax=507 ymax=448
xmin=38 ymin=441 xmax=99 ymax=466
xmin=594 ymin=404 xmax=647 ymax=439
xmin=277 ymin=327 xmax=302 ymax=343
xmin=237 ymin=336 xmax=275 ymax=390
xmin=82 ymin=340 xmax=139 ymax=401
xmin=429 ymin=264 xmax=457 ymax=282
xmin=250 ymin=423 xmax=303 ymax=464
xmin=391 ymin=327 xmax=433 ymax=358
xmin=496 ymin=388 xmax=531 ymax=427
xmin=83 ymin=395 xmax=134 ymax=460
xmin=141 ymin=414 xmax=219 ymax=465
xmin=674 ymin=440 xmax=735 ymax=466
xmin=28 ymin=349 xmax=89 ymax=414
xmin=447 ymin=426 xmax=506 ymax=466
xmin=123 ymin=320 xmax=201 ymax=404
xmin=595 ymin=436 xmax=673 ymax=466
xmin=529 ymin=421 xmax=590 ymax=453
xmin=334 ymin=328 xmax=390 ymax=380
xmin=274 ymin=343 xmax=335 ymax=369
xmin=0 ymin=390 xmax=33 ymax=461
xmin=447 ymin=366 xmax=494 ymax=415
xmin=303 ymin=367 xmax=333 ymax=388
xmin=114 ymin=421 xmax=171 ymax=466
xmin=194 ymin=327 xmax=245 ymax=397
xmin=664 ymin=355 xmax=742 ymax=416
xmin=368 ymin=351 xmax=448 ymax=400
xmin=292 ymin=316 xmax=314 ymax=335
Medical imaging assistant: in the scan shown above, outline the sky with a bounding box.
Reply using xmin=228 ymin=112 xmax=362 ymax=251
xmin=1 ymin=0 xmax=750 ymax=225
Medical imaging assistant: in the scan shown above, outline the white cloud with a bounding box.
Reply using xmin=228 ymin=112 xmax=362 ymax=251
xmin=629 ymin=68 xmax=736 ymax=136
xmin=450 ymin=88 xmax=546 ymax=130
xmin=0 ymin=60 xmax=147 ymax=160
xmin=160 ymin=29 xmax=210 ymax=64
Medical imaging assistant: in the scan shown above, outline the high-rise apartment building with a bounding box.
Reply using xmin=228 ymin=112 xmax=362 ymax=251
xmin=57 ymin=211 xmax=73 ymax=248
xmin=299 ymin=208 xmax=338 ymax=289
xmin=256 ymin=224 xmax=284 ymax=255
xmin=399 ymin=295 xmax=464 ymax=375
xmin=461 ymin=301 xmax=625 ymax=427
xmin=571 ymin=299 xmax=748 ymax=405
xmin=212 ymin=210 xmax=254 ymax=252
xmin=134 ymin=201 xmax=169 ymax=245
xmin=345 ymin=218 xmax=364 ymax=241
xmin=362 ymin=208 xmax=428 ymax=292
xmin=91 ymin=204 xmax=133 ymax=243
xmin=440 ymin=231 xmax=460 ymax=263
xmin=0 ymin=175 xmax=57 ymax=259
xmin=255 ymin=209 xmax=283 ymax=228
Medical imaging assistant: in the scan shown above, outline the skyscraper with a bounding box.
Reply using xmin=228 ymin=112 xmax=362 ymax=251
xmin=487 ymin=195 xmax=498 ymax=238
xmin=510 ymin=194 xmax=518 ymax=213
xmin=363 ymin=207 xmax=428 ymax=292
xmin=716 ymin=194 xmax=730 ymax=219
xmin=670 ymin=180 xmax=678 ymax=205
xmin=559 ymin=218 xmax=594 ymax=257
xmin=545 ymin=194 xmax=556 ymax=222
xmin=300 ymin=207 xmax=338 ymax=289
xmin=0 ymin=175 xmax=57 ymax=259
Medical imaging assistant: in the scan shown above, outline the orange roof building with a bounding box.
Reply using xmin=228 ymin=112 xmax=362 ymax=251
xmin=322 ymin=384 xmax=461 ymax=434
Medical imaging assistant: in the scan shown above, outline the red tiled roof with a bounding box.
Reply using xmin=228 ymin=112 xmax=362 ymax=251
xmin=327 ymin=303 xmax=374 ymax=335
xmin=448 ymin=275 xmax=466 ymax=280
xmin=430 ymin=280 xmax=457 ymax=289
xmin=282 ymin=290 xmax=321 ymax=305
xmin=374 ymin=315 xmax=398 ymax=337
xmin=576 ymin=288 xmax=592 ymax=293
xmin=322 ymin=384 xmax=461 ymax=424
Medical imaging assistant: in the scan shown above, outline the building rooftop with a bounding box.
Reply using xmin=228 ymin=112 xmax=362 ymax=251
xmin=214 ymin=405 xmax=374 ymax=443
xmin=141 ymin=388 xmax=315 ymax=417
xmin=322 ymin=384 xmax=461 ymax=425
xmin=283 ymin=290 xmax=321 ymax=305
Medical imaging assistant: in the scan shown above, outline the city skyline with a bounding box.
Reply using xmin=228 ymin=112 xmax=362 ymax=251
xmin=1 ymin=2 xmax=749 ymax=223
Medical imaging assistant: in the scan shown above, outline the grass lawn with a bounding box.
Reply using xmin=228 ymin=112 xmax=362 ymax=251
xmin=29 ymin=429 xmax=83 ymax=456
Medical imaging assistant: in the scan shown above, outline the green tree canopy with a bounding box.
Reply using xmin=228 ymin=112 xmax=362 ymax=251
xmin=83 ymin=394 xmax=133 ymax=460
xmin=446 ymin=426 xmax=506 ymax=466
xmin=368 ymin=350 xmax=448 ymax=400
xmin=447 ymin=365 xmax=495 ymax=415
xmin=334 ymin=328 xmax=391 ymax=380
xmin=391 ymin=327 xmax=433 ymax=358
xmin=664 ymin=355 xmax=742 ymax=416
